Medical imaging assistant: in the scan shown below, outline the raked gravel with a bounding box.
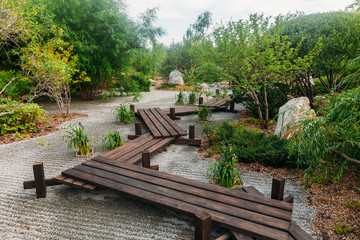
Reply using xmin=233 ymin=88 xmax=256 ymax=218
xmin=0 ymin=87 xmax=316 ymax=239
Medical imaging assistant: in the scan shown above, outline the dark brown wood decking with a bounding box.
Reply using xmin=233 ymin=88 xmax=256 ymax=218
xmin=62 ymin=156 xmax=293 ymax=240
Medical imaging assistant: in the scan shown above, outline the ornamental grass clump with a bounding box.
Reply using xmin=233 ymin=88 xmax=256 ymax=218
xmin=197 ymin=105 xmax=212 ymax=122
xmin=207 ymin=145 xmax=243 ymax=188
xmin=175 ymin=91 xmax=185 ymax=105
xmin=62 ymin=122 xmax=92 ymax=156
xmin=188 ymin=92 xmax=197 ymax=105
xmin=102 ymin=131 xmax=123 ymax=150
xmin=114 ymin=103 xmax=134 ymax=124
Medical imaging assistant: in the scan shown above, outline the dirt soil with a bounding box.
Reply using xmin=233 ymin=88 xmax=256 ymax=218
xmin=200 ymin=110 xmax=360 ymax=240
xmin=0 ymin=113 xmax=87 ymax=145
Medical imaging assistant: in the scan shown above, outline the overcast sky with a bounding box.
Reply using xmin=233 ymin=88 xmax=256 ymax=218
xmin=125 ymin=0 xmax=354 ymax=46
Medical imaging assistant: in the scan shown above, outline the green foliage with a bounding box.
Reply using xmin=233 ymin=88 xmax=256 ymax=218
xmin=333 ymin=220 xmax=357 ymax=234
xmin=207 ymin=144 xmax=243 ymax=188
xmin=204 ymin=121 xmax=293 ymax=168
xmin=102 ymin=131 xmax=123 ymax=150
xmin=61 ymin=122 xmax=92 ymax=155
xmin=175 ymin=92 xmax=185 ymax=105
xmin=0 ymin=101 xmax=45 ymax=134
xmin=197 ymin=106 xmax=212 ymax=122
xmin=281 ymin=11 xmax=360 ymax=91
xmin=287 ymin=87 xmax=360 ymax=186
xmin=345 ymin=201 xmax=360 ymax=210
xmin=234 ymin=83 xmax=290 ymax=120
xmin=114 ymin=103 xmax=135 ymax=124
xmin=0 ymin=71 xmax=31 ymax=100
xmin=188 ymin=92 xmax=197 ymax=105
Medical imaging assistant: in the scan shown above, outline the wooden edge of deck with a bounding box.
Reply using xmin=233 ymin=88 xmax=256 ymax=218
xmin=23 ymin=177 xmax=62 ymax=189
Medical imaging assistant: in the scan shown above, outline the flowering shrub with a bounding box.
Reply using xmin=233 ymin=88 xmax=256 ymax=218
xmin=62 ymin=122 xmax=92 ymax=155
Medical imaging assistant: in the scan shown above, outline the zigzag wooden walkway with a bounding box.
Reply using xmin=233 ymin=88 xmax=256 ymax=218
xmin=24 ymin=96 xmax=313 ymax=240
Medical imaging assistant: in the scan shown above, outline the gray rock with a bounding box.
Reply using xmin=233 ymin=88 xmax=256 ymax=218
xmin=169 ymin=69 xmax=184 ymax=85
xmin=275 ymin=97 xmax=316 ymax=139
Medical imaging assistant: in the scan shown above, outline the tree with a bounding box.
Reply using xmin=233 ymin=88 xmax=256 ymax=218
xmin=0 ymin=0 xmax=78 ymax=117
xmin=281 ymin=11 xmax=360 ymax=92
xmin=47 ymin=0 xmax=139 ymax=100
xmin=136 ymin=8 xmax=166 ymax=47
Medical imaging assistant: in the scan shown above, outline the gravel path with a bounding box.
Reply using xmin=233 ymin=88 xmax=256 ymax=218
xmin=0 ymin=88 xmax=316 ymax=239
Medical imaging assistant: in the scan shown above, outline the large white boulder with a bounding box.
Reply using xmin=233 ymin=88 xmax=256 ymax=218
xmin=275 ymin=97 xmax=316 ymax=139
xmin=197 ymin=83 xmax=213 ymax=103
xmin=169 ymin=69 xmax=184 ymax=85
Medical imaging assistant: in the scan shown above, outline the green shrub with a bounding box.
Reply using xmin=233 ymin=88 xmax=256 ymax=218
xmin=175 ymin=91 xmax=185 ymax=105
xmin=204 ymin=121 xmax=293 ymax=168
xmin=114 ymin=103 xmax=135 ymax=124
xmin=233 ymin=83 xmax=290 ymax=120
xmin=207 ymin=144 xmax=243 ymax=188
xmin=333 ymin=220 xmax=357 ymax=234
xmin=0 ymin=71 xmax=32 ymax=100
xmin=0 ymin=102 xmax=46 ymax=134
xmin=188 ymin=92 xmax=197 ymax=105
xmin=198 ymin=105 xmax=212 ymax=122
xmin=102 ymin=131 xmax=123 ymax=150
xmin=61 ymin=123 xmax=92 ymax=155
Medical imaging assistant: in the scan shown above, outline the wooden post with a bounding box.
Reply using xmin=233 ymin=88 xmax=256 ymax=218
xmin=170 ymin=108 xmax=176 ymax=120
xmin=130 ymin=104 xmax=135 ymax=113
xmin=142 ymin=150 xmax=151 ymax=168
xmin=198 ymin=97 xmax=203 ymax=106
xmin=189 ymin=125 xmax=195 ymax=139
xmin=135 ymin=122 xmax=142 ymax=136
xmin=271 ymin=176 xmax=285 ymax=200
xmin=230 ymin=101 xmax=235 ymax=111
xmin=283 ymin=195 xmax=294 ymax=204
xmin=195 ymin=212 xmax=212 ymax=240
xmin=216 ymin=89 xmax=220 ymax=95
xmin=33 ymin=162 xmax=46 ymax=198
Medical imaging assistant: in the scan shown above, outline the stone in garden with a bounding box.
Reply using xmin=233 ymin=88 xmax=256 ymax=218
xmin=197 ymin=83 xmax=213 ymax=103
xmin=169 ymin=69 xmax=184 ymax=85
xmin=275 ymin=96 xmax=316 ymax=139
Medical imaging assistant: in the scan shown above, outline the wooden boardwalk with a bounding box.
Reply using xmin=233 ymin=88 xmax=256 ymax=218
xmin=24 ymin=96 xmax=313 ymax=240
xmin=62 ymin=156 xmax=293 ymax=240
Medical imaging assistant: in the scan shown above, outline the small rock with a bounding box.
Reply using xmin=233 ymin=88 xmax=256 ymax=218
xmin=169 ymin=70 xmax=184 ymax=85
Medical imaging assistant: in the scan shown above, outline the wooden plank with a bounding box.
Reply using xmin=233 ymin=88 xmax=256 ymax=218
xmin=242 ymin=186 xmax=265 ymax=197
xmin=138 ymin=109 xmax=162 ymax=138
xmin=102 ymin=132 xmax=152 ymax=158
xmin=155 ymin=108 xmax=187 ymax=136
xmin=90 ymin=156 xmax=293 ymax=212
xmin=149 ymin=108 xmax=179 ymax=137
xmin=83 ymin=184 xmax=96 ymax=191
xmin=289 ymin=221 xmax=313 ymax=240
xmin=146 ymin=137 xmax=176 ymax=153
xmin=33 ymin=162 xmax=46 ymax=198
xmin=62 ymin=178 xmax=76 ymax=185
xmin=195 ymin=212 xmax=212 ymax=240
xmin=215 ymin=233 xmax=232 ymax=240
xmin=144 ymin=109 xmax=171 ymax=138
xmin=62 ymin=168 xmax=289 ymax=240
xmin=72 ymin=180 xmax=86 ymax=189
xmin=53 ymin=175 xmax=66 ymax=183
xmin=230 ymin=231 xmax=254 ymax=240
xmin=173 ymin=138 xmax=202 ymax=146
xmin=105 ymin=134 xmax=154 ymax=160
xmin=112 ymin=138 xmax=163 ymax=162
xmin=77 ymin=162 xmax=292 ymax=225
xmin=23 ymin=178 xmax=62 ymax=189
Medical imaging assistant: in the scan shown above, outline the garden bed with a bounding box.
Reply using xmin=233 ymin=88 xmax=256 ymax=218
xmin=0 ymin=113 xmax=87 ymax=145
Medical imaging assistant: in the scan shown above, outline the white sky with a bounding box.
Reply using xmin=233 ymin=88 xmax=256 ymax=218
xmin=125 ymin=0 xmax=355 ymax=46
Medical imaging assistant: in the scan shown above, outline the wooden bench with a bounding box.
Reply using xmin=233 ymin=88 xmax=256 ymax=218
xmin=137 ymin=108 xmax=187 ymax=138
xmin=61 ymin=157 xmax=293 ymax=240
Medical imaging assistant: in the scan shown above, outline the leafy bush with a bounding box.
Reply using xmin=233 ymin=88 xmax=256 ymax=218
xmin=61 ymin=122 xmax=92 ymax=155
xmin=197 ymin=105 xmax=212 ymax=122
xmin=204 ymin=121 xmax=293 ymax=168
xmin=287 ymin=86 xmax=360 ymax=186
xmin=175 ymin=91 xmax=185 ymax=105
xmin=114 ymin=103 xmax=135 ymax=124
xmin=0 ymin=102 xmax=46 ymax=134
xmin=233 ymin=83 xmax=290 ymax=120
xmin=188 ymin=92 xmax=197 ymax=105
xmin=207 ymin=144 xmax=243 ymax=188
xmin=0 ymin=71 xmax=31 ymax=100
xmin=102 ymin=131 xmax=123 ymax=150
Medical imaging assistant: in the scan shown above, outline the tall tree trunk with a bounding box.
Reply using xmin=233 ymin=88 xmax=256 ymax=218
xmin=263 ymin=86 xmax=269 ymax=129
xmin=250 ymin=91 xmax=265 ymax=129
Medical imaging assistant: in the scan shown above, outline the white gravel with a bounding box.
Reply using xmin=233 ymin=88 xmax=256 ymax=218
xmin=0 ymin=87 xmax=316 ymax=239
